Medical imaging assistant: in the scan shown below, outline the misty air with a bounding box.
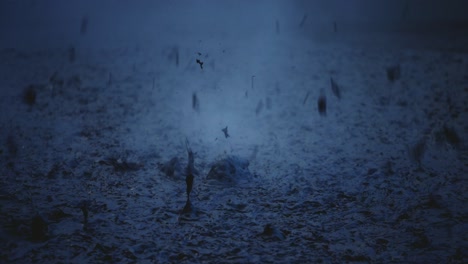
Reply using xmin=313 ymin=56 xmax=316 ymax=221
xmin=0 ymin=0 xmax=467 ymax=263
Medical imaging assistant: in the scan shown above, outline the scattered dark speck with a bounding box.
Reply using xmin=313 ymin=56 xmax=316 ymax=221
xmin=221 ymin=126 xmax=229 ymax=138
xmin=192 ymin=92 xmax=200 ymax=112
xmin=80 ymin=15 xmax=88 ymax=35
xmin=318 ymin=95 xmax=326 ymax=116
xmin=196 ymin=59 xmax=204 ymax=69
xmin=23 ymin=85 xmax=36 ymax=106
xmin=255 ymin=100 xmax=263 ymax=116
xmin=330 ymin=77 xmax=341 ymax=99
xmin=386 ymin=64 xmax=401 ymax=82
xmin=31 ymin=214 xmax=47 ymax=241
xmin=443 ymin=125 xmax=461 ymax=147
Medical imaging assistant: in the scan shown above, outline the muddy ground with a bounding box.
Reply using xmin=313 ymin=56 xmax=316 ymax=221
xmin=1 ymin=25 xmax=468 ymax=263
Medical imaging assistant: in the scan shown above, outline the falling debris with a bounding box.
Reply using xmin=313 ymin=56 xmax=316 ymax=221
xmin=80 ymin=15 xmax=88 ymax=35
xmin=303 ymin=91 xmax=310 ymax=105
xmin=299 ymin=14 xmax=308 ymax=28
xmin=23 ymin=85 xmax=37 ymax=106
xmin=196 ymin=59 xmax=204 ymax=69
xmin=222 ymin=126 xmax=230 ymax=138
xmin=330 ymin=77 xmax=341 ymax=99
xmin=255 ymin=100 xmax=264 ymax=116
xmin=185 ymin=138 xmax=195 ymax=202
xmin=386 ymin=64 xmax=401 ymax=82
xmin=318 ymin=95 xmax=327 ymax=116
xmin=192 ymin=92 xmax=200 ymax=112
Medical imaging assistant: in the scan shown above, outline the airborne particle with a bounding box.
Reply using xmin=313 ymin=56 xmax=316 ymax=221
xmin=386 ymin=65 xmax=401 ymax=82
xmin=222 ymin=126 xmax=230 ymax=138
xmin=23 ymin=85 xmax=36 ymax=106
xmin=196 ymin=59 xmax=204 ymax=69
xmin=330 ymin=77 xmax=341 ymax=99
xmin=303 ymin=91 xmax=310 ymax=105
xmin=168 ymin=46 xmax=179 ymax=67
xmin=299 ymin=14 xmax=308 ymax=28
xmin=317 ymin=95 xmax=326 ymax=116
xmin=80 ymin=15 xmax=88 ymax=35
xmin=192 ymin=92 xmax=200 ymax=112
xmin=255 ymin=100 xmax=264 ymax=116
xmin=185 ymin=138 xmax=195 ymax=201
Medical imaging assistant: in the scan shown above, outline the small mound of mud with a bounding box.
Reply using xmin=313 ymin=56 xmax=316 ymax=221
xmin=206 ymin=155 xmax=251 ymax=183
xmin=158 ymin=157 xmax=182 ymax=178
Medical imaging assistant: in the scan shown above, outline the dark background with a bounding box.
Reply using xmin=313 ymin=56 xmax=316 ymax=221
xmin=1 ymin=0 xmax=468 ymax=49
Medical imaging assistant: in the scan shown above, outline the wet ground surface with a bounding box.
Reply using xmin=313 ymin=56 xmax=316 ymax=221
xmin=1 ymin=34 xmax=467 ymax=263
